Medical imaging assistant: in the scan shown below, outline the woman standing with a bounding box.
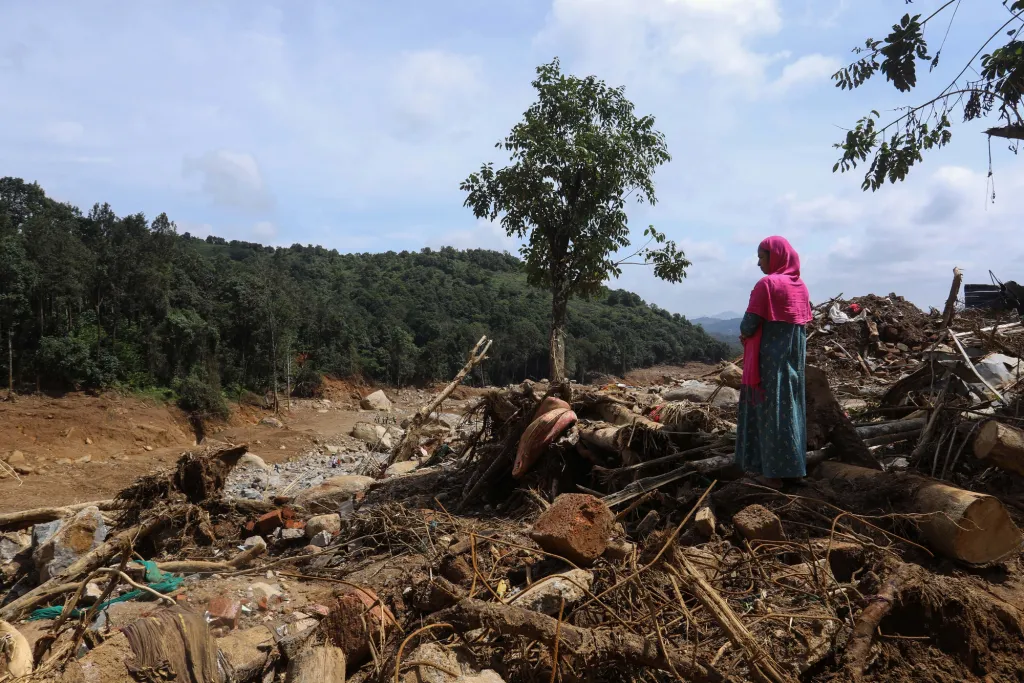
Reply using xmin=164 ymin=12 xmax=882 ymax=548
xmin=736 ymin=236 xmax=813 ymax=489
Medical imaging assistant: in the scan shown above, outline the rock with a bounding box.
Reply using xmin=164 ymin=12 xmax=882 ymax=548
xmin=82 ymin=582 xmax=104 ymax=604
xmin=440 ymin=555 xmax=473 ymax=585
xmin=360 ymin=390 xmax=392 ymax=411
xmin=636 ymin=510 xmax=661 ymax=537
xmin=325 ymin=444 xmax=339 ymax=455
xmin=529 ymin=494 xmax=614 ymax=566
xmin=309 ymin=531 xmax=332 ymax=548
xmin=458 ymin=672 xmax=505 ymax=683
xmin=260 ymin=417 xmax=284 ymax=428
xmin=250 ymin=582 xmax=284 ymax=608
xmin=603 ymin=538 xmax=635 ymax=561
xmin=31 ymin=520 xmax=62 ymax=549
xmin=733 ymin=504 xmax=785 ymax=543
xmin=280 ymin=528 xmax=305 ymax=541
xmin=663 ymin=380 xmax=740 ymax=407
xmin=840 ymin=398 xmax=869 ymax=412
xmin=85 ymin=437 xmax=92 ymax=445
xmin=351 ymin=422 xmax=392 ymax=450
xmin=305 ymin=514 xmax=341 ymax=539
xmin=242 ymin=535 xmax=265 ymax=549
xmin=207 ymin=596 xmax=242 ymax=629
xmin=255 ymin=509 xmax=287 ymax=535
xmin=400 ymin=642 xmax=464 ymax=683
xmin=329 ymin=586 xmax=397 ymax=665
xmin=385 ymin=460 xmax=418 ymax=477
xmin=510 ymin=569 xmax=593 ymax=615
xmin=7 ymin=451 xmax=26 ymax=466
xmin=694 ymin=507 xmax=717 ymax=538
xmin=294 ymin=476 xmax=375 ymax=510
xmin=302 ymin=545 xmax=324 ymax=555
xmin=238 ymin=453 xmax=270 ymax=470
xmin=75 ymin=454 xmax=91 ymax=464
xmin=144 ymin=445 xmax=154 ymax=451
xmin=34 ymin=506 xmax=108 ymax=581
xmin=0 ymin=532 xmax=30 ymax=564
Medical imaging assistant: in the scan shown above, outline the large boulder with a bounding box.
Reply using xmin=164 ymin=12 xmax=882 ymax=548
xmin=360 ymin=390 xmax=392 ymax=411
xmin=351 ymin=422 xmax=393 ymax=450
xmin=305 ymin=513 xmax=342 ymax=539
xmin=294 ymin=476 xmax=375 ymax=511
xmin=34 ymin=506 xmax=107 ymax=581
xmin=662 ymin=380 xmax=740 ymax=407
xmin=529 ymin=494 xmax=614 ymax=566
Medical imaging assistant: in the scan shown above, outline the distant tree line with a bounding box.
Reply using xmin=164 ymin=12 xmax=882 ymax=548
xmin=0 ymin=178 xmax=728 ymax=413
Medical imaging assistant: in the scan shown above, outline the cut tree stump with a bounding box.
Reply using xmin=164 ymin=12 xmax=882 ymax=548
xmin=974 ymin=421 xmax=1024 ymax=476
xmin=815 ymin=462 xmax=1021 ymax=564
xmin=285 ymin=645 xmax=347 ymax=683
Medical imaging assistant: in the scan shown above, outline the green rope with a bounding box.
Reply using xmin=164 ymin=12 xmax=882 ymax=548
xmin=28 ymin=561 xmax=184 ymax=622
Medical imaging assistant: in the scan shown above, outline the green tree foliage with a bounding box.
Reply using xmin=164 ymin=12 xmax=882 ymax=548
xmin=0 ymin=177 xmax=729 ymax=397
xmin=462 ymin=59 xmax=691 ymax=382
xmin=833 ymin=1 xmax=1024 ymax=191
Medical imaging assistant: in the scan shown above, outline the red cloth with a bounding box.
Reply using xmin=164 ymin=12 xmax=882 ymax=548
xmin=742 ymin=236 xmax=813 ymax=392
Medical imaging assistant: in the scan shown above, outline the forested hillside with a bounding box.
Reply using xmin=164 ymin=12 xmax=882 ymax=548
xmin=0 ymin=177 xmax=728 ymax=406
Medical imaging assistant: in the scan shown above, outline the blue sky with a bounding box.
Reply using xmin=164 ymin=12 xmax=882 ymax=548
xmin=2 ymin=0 xmax=1023 ymax=318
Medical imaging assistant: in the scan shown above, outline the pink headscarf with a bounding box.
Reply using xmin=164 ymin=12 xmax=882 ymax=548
xmin=742 ymin=236 xmax=812 ymax=392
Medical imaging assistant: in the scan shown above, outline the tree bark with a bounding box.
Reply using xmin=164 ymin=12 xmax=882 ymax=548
xmin=815 ymin=462 xmax=1021 ymax=564
xmin=7 ymin=327 xmax=12 ymax=395
xmin=974 ymin=421 xmax=1024 ymax=476
xmin=549 ymin=285 xmax=569 ymax=383
xmin=942 ymin=267 xmax=963 ymax=329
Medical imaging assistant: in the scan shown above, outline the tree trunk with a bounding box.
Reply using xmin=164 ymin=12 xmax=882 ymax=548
xmin=815 ymin=461 xmax=1022 ymax=565
xmin=286 ymin=351 xmax=291 ymax=411
xmin=974 ymin=421 xmax=1024 ymax=476
xmin=7 ymin=328 xmax=12 ymax=395
xmin=549 ymin=285 xmax=569 ymax=383
xmin=270 ymin=324 xmax=279 ymax=414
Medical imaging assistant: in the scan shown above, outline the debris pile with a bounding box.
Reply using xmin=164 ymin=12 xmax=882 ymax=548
xmin=2 ymin=286 xmax=1024 ymax=682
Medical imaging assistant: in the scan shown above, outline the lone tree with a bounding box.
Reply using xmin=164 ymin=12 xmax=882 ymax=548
xmin=833 ymin=1 xmax=1024 ymax=191
xmin=462 ymin=58 xmax=690 ymax=382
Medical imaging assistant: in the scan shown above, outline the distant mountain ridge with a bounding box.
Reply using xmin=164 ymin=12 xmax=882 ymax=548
xmin=692 ymin=315 xmax=743 ymax=353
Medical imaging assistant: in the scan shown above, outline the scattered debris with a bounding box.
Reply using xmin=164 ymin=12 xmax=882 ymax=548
xmin=2 ymin=295 xmax=1024 ymax=682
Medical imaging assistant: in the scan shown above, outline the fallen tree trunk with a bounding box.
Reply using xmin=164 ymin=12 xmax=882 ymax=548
xmin=155 ymin=537 xmax=267 ymax=574
xmin=429 ymin=598 xmax=724 ymax=682
xmin=285 ymin=645 xmax=347 ymax=683
xmin=974 ymin=420 xmax=1024 ymax=476
xmin=854 ymin=418 xmax=927 ymax=440
xmin=815 ymin=462 xmax=1021 ymax=564
xmin=862 ymin=429 xmax=923 ymax=448
xmin=806 ymin=365 xmax=879 ymax=470
xmin=0 ymin=515 xmax=166 ymax=622
xmin=0 ymin=499 xmax=121 ymax=531
xmin=390 ymin=336 xmax=492 ymax=466
xmin=843 ymin=563 xmax=915 ymax=682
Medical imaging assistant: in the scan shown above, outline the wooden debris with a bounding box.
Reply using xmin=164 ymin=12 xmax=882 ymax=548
xmin=974 ymin=420 xmax=1024 ymax=476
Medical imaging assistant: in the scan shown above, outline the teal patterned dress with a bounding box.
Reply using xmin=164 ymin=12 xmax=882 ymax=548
xmin=735 ymin=313 xmax=808 ymax=479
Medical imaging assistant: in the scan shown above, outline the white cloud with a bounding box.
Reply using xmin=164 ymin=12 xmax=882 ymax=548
xmin=540 ymin=0 xmax=782 ymax=82
xmin=433 ymin=217 xmax=518 ymax=252
xmin=392 ymin=50 xmax=483 ymax=128
xmin=766 ymin=53 xmax=840 ymax=94
xmin=182 ymin=150 xmax=273 ymax=213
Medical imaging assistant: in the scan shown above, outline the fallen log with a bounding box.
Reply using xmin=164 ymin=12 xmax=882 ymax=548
xmin=974 ymin=420 xmax=1024 ymax=476
xmin=390 ymin=335 xmax=492 ymax=466
xmin=815 ymin=462 xmax=1021 ymax=564
xmin=0 ymin=499 xmax=121 ymax=531
xmin=0 ymin=515 xmax=166 ymax=622
xmin=285 ymin=645 xmax=346 ymax=683
xmin=806 ymin=365 xmax=878 ymax=470
xmin=862 ymin=429 xmax=923 ymax=448
xmin=155 ymin=536 xmax=267 ymax=574
xmin=429 ymin=598 xmax=725 ymax=682
xmin=853 ymin=418 xmax=927 ymax=440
